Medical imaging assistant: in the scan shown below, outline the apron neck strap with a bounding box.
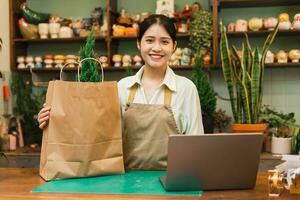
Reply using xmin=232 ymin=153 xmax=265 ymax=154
xmin=164 ymin=86 xmax=172 ymax=106
xmin=127 ymin=83 xmax=139 ymax=104
xmin=127 ymin=84 xmax=172 ymax=106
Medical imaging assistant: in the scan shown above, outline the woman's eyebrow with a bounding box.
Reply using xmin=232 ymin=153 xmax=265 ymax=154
xmin=144 ymin=36 xmax=171 ymax=40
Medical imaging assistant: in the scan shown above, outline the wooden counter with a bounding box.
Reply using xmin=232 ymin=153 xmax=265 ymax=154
xmin=0 ymin=168 xmax=299 ymax=200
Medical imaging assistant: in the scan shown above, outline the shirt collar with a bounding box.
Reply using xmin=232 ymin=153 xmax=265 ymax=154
xmin=126 ymin=65 xmax=177 ymax=92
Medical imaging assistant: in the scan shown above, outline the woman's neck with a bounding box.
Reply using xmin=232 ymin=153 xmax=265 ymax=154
xmin=142 ymin=64 xmax=167 ymax=84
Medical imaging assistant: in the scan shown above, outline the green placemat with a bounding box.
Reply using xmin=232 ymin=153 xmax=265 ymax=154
xmin=32 ymin=171 xmax=202 ymax=196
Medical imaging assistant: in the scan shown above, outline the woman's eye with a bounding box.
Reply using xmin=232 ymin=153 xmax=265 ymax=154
xmin=146 ymin=39 xmax=153 ymax=43
xmin=162 ymin=40 xmax=169 ymax=45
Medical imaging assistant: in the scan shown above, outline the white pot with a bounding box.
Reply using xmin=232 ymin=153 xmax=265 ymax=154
xmin=271 ymin=136 xmax=292 ymax=154
xmin=38 ymin=23 xmax=49 ymax=39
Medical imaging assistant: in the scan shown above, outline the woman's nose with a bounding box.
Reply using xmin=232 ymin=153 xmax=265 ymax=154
xmin=152 ymin=42 xmax=162 ymax=51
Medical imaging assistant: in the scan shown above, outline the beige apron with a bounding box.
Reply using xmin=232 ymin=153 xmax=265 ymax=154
xmin=123 ymin=84 xmax=180 ymax=170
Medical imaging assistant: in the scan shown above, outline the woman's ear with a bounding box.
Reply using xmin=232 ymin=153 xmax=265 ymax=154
xmin=137 ymin=41 xmax=141 ymax=50
xmin=173 ymin=41 xmax=177 ymax=53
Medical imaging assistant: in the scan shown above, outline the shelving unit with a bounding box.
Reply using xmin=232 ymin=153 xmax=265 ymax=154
xmin=212 ymin=0 xmax=300 ymax=67
xmin=9 ymin=0 xmax=213 ymax=72
xmin=9 ymin=1 xmax=300 ymax=73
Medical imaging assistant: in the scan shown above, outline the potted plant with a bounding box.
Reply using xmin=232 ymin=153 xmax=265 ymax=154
xmin=191 ymin=57 xmax=217 ymax=133
xmin=220 ymin=22 xmax=279 ymax=133
xmin=213 ymin=109 xmax=232 ymax=133
xmin=260 ymin=106 xmax=300 ymax=154
xmin=189 ymin=9 xmax=213 ymax=57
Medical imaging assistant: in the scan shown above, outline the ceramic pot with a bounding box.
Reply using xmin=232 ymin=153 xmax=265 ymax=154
xmin=276 ymin=50 xmax=288 ymax=63
xmin=288 ymin=49 xmax=300 ymax=63
xmin=49 ymin=23 xmax=60 ymax=38
xmin=17 ymin=56 xmax=26 ymax=69
xmin=25 ymin=56 xmax=35 ymax=69
xmin=38 ymin=23 xmax=49 ymax=39
xmin=292 ymin=14 xmax=300 ymax=30
xmin=59 ymin=26 xmax=73 ymax=38
xmin=235 ymin=19 xmax=248 ymax=32
xmin=265 ymin=50 xmax=274 ymax=64
xmin=248 ymin=18 xmax=263 ymax=31
xmin=227 ymin=23 xmax=235 ymax=32
xmin=34 ymin=56 xmax=43 ymax=68
xmin=263 ymin=17 xmax=278 ymax=30
xmin=271 ymin=136 xmax=292 ymax=154
xmin=231 ymin=123 xmax=267 ymax=133
xmin=278 ymin=13 xmax=291 ymax=30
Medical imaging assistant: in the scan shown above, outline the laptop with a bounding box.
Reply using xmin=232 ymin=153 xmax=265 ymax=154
xmin=159 ymin=133 xmax=263 ymax=191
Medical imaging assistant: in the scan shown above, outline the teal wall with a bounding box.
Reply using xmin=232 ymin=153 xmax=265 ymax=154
xmin=23 ymin=0 xmax=300 ymax=124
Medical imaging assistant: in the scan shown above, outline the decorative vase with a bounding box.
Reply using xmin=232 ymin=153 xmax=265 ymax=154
xmin=271 ymin=136 xmax=292 ymax=154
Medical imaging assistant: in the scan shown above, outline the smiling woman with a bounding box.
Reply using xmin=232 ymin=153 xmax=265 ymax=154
xmin=117 ymin=14 xmax=204 ymax=170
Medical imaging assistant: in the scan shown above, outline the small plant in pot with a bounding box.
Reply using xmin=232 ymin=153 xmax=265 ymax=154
xmin=220 ymin=22 xmax=279 ymax=133
xmin=260 ymin=105 xmax=300 ymax=154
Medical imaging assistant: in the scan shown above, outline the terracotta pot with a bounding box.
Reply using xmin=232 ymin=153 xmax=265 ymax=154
xmin=231 ymin=123 xmax=268 ymax=133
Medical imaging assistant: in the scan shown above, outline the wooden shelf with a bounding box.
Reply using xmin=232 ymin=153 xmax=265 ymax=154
xmin=13 ymin=36 xmax=106 ymax=43
xmin=215 ymin=63 xmax=300 ymax=69
xmin=219 ymin=0 xmax=300 ymax=8
xmin=221 ymin=30 xmax=300 ymax=38
xmin=15 ymin=64 xmax=218 ymax=72
xmin=265 ymin=63 xmax=300 ymax=68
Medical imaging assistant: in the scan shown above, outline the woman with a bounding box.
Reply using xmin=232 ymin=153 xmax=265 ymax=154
xmin=38 ymin=14 xmax=204 ymax=170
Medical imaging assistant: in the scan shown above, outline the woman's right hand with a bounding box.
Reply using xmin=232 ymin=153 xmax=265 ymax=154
xmin=38 ymin=104 xmax=51 ymax=129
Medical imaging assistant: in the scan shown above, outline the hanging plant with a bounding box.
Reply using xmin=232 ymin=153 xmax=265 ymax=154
xmin=189 ymin=9 xmax=213 ymax=55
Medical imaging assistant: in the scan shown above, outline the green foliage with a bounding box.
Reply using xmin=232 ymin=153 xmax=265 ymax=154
xmin=189 ymin=9 xmax=213 ymax=55
xmin=10 ymin=73 xmax=45 ymax=146
xmin=220 ymin=22 xmax=279 ymax=124
xmin=260 ymin=105 xmax=297 ymax=129
xmin=260 ymin=105 xmax=300 ymax=154
xmin=191 ymin=56 xmax=216 ymax=117
xmin=79 ymin=31 xmax=102 ymax=82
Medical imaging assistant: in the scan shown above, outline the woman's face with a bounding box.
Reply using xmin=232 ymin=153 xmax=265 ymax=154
xmin=137 ymin=24 xmax=175 ymax=69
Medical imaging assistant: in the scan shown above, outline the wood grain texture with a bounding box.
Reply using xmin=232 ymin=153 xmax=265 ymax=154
xmin=0 ymin=168 xmax=298 ymax=200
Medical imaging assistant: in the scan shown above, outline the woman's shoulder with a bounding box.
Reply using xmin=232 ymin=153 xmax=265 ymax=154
xmin=174 ymin=74 xmax=197 ymax=92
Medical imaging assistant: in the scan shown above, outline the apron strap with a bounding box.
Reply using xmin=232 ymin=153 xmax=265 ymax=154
xmin=127 ymin=83 xmax=139 ymax=104
xmin=164 ymin=86 xmax=172 ymax=106
xmin=127 ymin=84 xmax=173 ymax=106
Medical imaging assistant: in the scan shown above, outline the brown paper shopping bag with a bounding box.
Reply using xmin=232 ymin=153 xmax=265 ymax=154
xmin=40 ymin=58 xmax=125 ymax=181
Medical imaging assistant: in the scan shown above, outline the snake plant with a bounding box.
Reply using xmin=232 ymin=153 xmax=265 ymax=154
xmin=220 ymin=22 xmax=279 ymax=124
